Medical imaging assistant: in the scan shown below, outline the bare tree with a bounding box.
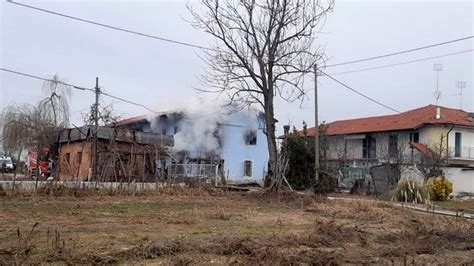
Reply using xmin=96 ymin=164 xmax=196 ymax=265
xmin=2 ymin=76 xmax=72 ymax=178
xmin=416 ymin=135 xmax=447 ymax=179
xmin=38 ymin=75 xmax=72 ymax=127
xmin=1 ymin=104 xmax=58 ymax=177
xmin=82 ymin=103 xmax=121 ymax=127
xmin=1 ymin=104 xmax=37 ymax=158
xmin=188 ymin=0 xmax=334 ymax=187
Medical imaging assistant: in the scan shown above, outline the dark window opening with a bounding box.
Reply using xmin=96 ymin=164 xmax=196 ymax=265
xmin=65 ymin=153 xmax=70 ymax=165
xmin=77 ymin=152 xmax=82 ymax=165
xmin=410 ymin=132 xmax=419 ymax=143
xmin=244 ymin=130 xmax=257 ymax=145
xmin=244 ymin=160 xmax=252 ymax=177
xmin=455 ymin=132 xmax=462 ymax=157
xmin=389 ymin=135 xmax=398 ymax=158
xmin=363 ymin=136 xmax=377 ymax=159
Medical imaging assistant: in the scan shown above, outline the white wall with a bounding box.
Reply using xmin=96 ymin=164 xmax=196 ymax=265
xmin=447 ymin=126 xmax=474 ymax=158
xmin=326 ymin=131 xmax=413 ymax=161
xmin=443 ymin=167 xmax=474 ymax=195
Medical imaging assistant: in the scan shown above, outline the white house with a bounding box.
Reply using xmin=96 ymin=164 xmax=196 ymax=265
xmin=299 ymin=105 xmax=474 ymax=194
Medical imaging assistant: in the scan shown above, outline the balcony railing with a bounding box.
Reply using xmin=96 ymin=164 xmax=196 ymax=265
xmin=449 ymin=146 xmax=474 ymax=160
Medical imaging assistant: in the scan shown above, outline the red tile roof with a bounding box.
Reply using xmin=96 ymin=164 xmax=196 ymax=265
xmin=410 ymin=142 xmax=436 ymax=158
xmin=304 ymin=105 xmax=474 ymax=136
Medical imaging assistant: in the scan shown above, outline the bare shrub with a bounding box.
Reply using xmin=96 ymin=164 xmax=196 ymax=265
xmin=4 ymin=182 xmax=224 ymax=198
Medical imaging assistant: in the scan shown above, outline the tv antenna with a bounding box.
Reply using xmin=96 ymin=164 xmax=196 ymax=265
xmin=433 ymin=63 xmax=443 ymax=105
xmin=457 ymin=81 xmax=466 ymax=110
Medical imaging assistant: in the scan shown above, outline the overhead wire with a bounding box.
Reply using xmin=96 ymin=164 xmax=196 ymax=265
xmin=319 ymin=69 xmax=401 ymax=113
xmin=5 ymin=0 xmax=472 ymax=117
xmin=326 ymin=36 xmax=473 ymax=67
xmin=0 ymin=67 xmax=94 ymax=92
xmin=1 ymin=67 xmax=164 ymax=115
xmin=6 ymin=0 xmax=219 ymax=53
xmin=7 ymin=0 xmax=472 ymax=65
xmin=327 ymin=49 xmax=474 ymax=75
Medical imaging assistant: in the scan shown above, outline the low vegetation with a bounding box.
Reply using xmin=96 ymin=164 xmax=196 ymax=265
xmin=392 ymin=179 xmax=431 ymax=204
xmin=426 ymin=176 xmax=453 ymax=201
xmin=0 ymin=187 xmax=472 ymax=264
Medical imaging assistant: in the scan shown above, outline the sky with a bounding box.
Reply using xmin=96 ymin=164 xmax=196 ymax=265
xmin=1 ymin=0 xmax=473 ymax=134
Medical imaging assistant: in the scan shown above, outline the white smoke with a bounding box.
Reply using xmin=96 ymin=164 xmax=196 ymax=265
xmin=173 ymin=103 xmax=224 ymax=152
xmin=146 ymin=97 xmax=262 ymax=154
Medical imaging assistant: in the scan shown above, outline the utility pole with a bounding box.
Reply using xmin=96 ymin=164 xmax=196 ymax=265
xmin=92 ymin=77 xmax=100 ymax=181
xmin=314 ymin=64 xmax=319 ymax=184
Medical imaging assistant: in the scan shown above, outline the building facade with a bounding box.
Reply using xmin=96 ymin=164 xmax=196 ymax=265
xmin=113 ymin=109 xmax=269 ymax=184
xmin=55 ymin=126 xmax=173 ymax=181
xmin=297 ymin=105 xmax=474 ymax=194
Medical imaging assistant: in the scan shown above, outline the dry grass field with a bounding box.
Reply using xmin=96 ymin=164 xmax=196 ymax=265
xmin=0 ymin=186 xmax=473 ymax=265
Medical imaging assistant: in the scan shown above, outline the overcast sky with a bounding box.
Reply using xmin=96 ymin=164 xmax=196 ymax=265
xmin=1 ymin=0 xmax=473 ymax=133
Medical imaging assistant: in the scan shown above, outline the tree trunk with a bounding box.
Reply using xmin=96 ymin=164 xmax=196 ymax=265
xmin=14 ymin=147 xmax=22 ymax=179
xmin=263 ymin=97 xmax=277 ymax=188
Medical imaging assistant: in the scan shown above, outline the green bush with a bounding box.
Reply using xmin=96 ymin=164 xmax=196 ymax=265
xmin=281 ymin=135 xmax=315 ymax=190
xmin=425 ymin=176 xmax=453 ymax=201
xmin=392 ymin=179 xmax=430 ymax=204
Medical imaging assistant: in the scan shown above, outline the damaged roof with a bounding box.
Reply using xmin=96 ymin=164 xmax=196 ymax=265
xmin=302 ymin=105 xmax=474 ymax=136
xmin=56 ymin=126 xmax=174 ymax=147
xmin=109 ymin=111 xmax=185 ymax=127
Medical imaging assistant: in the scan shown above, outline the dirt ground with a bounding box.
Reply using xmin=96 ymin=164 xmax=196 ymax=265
xmin=0 ymin=187 xmax=473 ymax=265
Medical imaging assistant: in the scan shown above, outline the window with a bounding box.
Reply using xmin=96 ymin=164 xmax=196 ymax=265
xmin=244 ymin=130 xmax=257 ymax=145
xmin=65 ymin=153 xmax=70 ymax=165
xmin=77 ymin=152 xmax=82 ymax=165
xmin=389 ymin=135 xmax=398 ymax=158
xmin=244 ymin=160 xmax=252 ymax=177
xmin=455 ymin=132 xmax=462 ymax=157
xmin=410 ymin=132 xmax=419 ymax=143
xmin=363 ymin=136 xmax=377 ymax=159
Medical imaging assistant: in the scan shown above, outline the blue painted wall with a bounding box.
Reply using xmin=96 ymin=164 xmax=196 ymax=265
xmin=122 ymin=110 xmax=269 ymax=184
xmin=219 ymin=112 xmax=268 ymax=184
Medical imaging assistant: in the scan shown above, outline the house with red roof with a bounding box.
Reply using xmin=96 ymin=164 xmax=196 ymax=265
xmin=292 ymin=105 xmax=474 ymax=194
xmin=299 ymin=105 xmax=474 ymax=167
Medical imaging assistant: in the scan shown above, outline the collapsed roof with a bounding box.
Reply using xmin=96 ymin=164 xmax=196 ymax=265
xmin=56 ymin=126 xmax=174 ymax=147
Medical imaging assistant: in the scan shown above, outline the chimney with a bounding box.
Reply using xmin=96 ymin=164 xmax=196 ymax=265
xmin=283 ymin=125 xmax=290 ymax=137
xmin=436 ymin=106 xmax=441 ymax=119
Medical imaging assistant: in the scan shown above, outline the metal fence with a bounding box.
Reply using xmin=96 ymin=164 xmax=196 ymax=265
xmin=450 ymin=146 xmax=474 ymax=159
xmin=169 ymin=163 xmax=219 ymax=178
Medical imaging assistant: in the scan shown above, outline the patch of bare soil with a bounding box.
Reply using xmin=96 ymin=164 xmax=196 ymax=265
xmin=0 ymin=189 xmax=472 ymax=265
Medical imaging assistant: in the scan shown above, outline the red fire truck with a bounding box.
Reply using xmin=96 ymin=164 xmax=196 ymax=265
xmin=25 ymin=148 xmax=52 ymax=178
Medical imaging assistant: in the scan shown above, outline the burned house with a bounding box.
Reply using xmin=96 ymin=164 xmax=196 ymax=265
xmin=55 ymin=126 xmax=173 ymax=181
xmin=113 ymin=109 xmax=269 ymax=184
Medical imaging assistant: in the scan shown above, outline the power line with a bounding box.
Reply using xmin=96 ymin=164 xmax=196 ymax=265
xmin=6 ymin=0 xmax=219 ymax=53
xmin=1 ymin=67 xmax=164 ymax=115
xmin=319 ymin=69 xmax=401 ymax=113
xmin=98 ymin=91 xmax=162 ymax=114
xmin=7 ymin=0 xmax=473 ymax=72
xmin=328 ymin=49 xmax=473 ymax=76
xmin=326 ymin=36 xmax=473 ymax=67
xmin=0 ymin=67 xmax=94 ymax=92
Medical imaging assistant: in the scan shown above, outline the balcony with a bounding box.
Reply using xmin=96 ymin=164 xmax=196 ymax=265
xmin=449 ymin=146 xmax=474 ymax=160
